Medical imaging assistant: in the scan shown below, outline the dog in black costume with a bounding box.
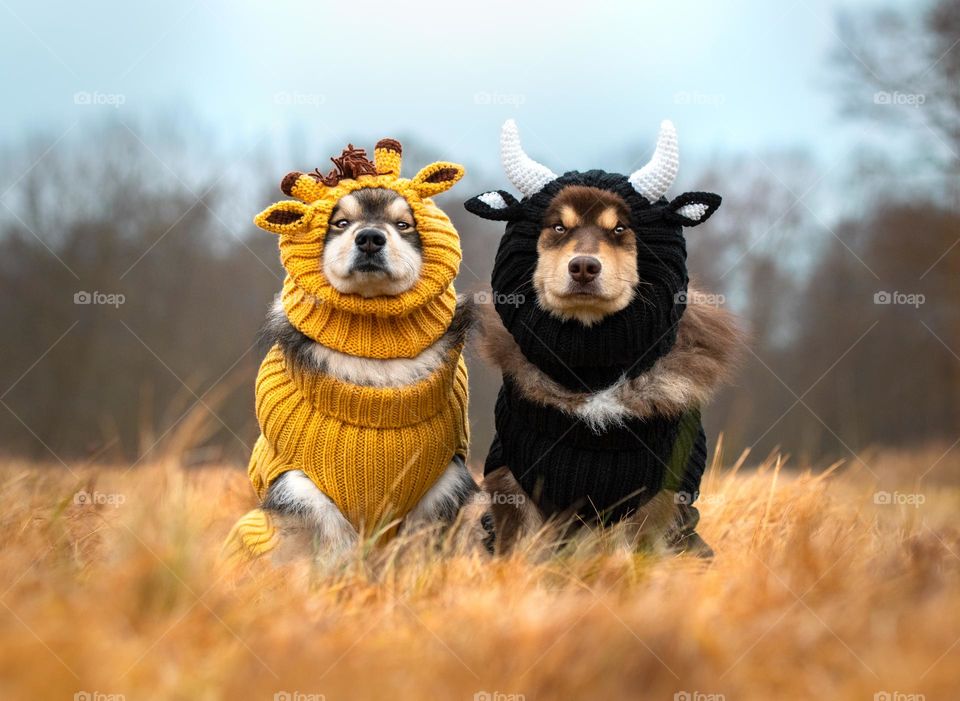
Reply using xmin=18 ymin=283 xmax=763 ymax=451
xmin=465 ymin=120 xmax=743 ymax=555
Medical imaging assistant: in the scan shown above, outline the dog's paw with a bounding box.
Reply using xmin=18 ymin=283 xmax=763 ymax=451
xmin=668 ymin=530 xmax=715 ymax=559
xmin=446 ymin=491 xmax=496 ymax=555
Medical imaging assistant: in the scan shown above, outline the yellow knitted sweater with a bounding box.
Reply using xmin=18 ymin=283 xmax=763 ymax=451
xmin=226 ymin=140 xmax=469 ymax=556
xmin=249 ymin=346 xmax=469 ymax=530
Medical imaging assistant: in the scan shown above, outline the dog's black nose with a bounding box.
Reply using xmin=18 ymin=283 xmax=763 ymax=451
xmin=568 ymin=256 xmax=601 ymax=284
xmin=355 ymin=229 xmax=386 ymax=254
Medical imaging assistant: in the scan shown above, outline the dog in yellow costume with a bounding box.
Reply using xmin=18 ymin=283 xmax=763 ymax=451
xmin=224 ymin=139 xmax=489 ymax=563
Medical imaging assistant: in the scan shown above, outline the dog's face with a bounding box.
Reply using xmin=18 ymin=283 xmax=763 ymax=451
xmin=533 ymin=185 xmax=639 ymax=326
xmin=322 ymin=188 xmax=423 ymax=297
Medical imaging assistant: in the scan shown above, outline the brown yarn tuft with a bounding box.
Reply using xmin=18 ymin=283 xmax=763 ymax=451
xmin=313 ymin=144 xmax=379 ymax=186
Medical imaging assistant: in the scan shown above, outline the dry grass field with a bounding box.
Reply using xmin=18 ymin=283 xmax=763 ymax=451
xmin=1 ymin=443 xmax=958 ymax=701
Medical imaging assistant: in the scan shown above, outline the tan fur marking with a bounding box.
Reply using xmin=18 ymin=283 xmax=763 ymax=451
xmin=597 ymin=206 xmax=619 ymax=230
xmin=559 ymin=205 xmax=580 ymax=229
xmin=330 ymin=193 xmax=360 ymax=222
xmin=386 ymin=196 xmax=415 ymax=224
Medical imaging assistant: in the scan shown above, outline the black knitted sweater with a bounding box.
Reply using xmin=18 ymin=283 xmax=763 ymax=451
xmin=486 ymin=380 xmax=707 ymax=522
xmin=467 ymin=170 xmax=723 ymax=523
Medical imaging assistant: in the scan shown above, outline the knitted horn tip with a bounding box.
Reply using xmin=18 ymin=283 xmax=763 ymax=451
xmin=281 ymin=171 xmax=303 ymax=196
xmin=375 ymin=138 xmax=402 ymax=155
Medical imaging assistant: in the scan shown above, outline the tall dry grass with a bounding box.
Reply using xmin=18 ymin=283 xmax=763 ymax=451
xmin=0 ymin=444 xmax=957 ymax=701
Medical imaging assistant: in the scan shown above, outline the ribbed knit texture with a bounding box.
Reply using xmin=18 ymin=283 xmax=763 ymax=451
xmin=471 ymin=166 xmax=716 ymax=520
xmin=484 ymin=380 xmax=703 ymax=522
xmin=663 ymin=409 xmax=708 ymax=500
xmin=250 ymin=345 xmax=469 ymax=531
xmin=235 ymin=141 xmax=470 ymax=546
xmin=490 ymin=171 xmax=689 ymax=392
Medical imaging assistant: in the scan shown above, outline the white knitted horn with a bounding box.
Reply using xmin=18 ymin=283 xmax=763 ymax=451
xmin=629 ymin=120 xmax=679 ymax=203
xmin=500 ymin=119 xmax=558 ymax=197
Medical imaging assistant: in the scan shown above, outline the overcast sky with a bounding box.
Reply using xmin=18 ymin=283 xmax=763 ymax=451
xmin=0 ymin=0 xmax=924 ymax=192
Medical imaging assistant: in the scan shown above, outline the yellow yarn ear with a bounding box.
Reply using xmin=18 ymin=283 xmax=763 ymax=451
xmin=254 ymin=200 xmax=312 ymax=235
xmin=280 ymin=171 xmax=329 ymax=204
xmin=374 ymin=138 xmax=403 ymax=178
xmin=411 ymin=162 xmax=465 ymax=198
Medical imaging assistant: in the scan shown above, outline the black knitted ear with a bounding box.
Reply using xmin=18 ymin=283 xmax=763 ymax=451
xmin=464 ymin=190 xmax=523 ymax=221
xmin=664 ymin=192 xmax=722 ymax=227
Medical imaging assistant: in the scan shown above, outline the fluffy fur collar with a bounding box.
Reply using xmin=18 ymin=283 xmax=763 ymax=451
xmin=477 ymin=288 xmax=743 ymax=431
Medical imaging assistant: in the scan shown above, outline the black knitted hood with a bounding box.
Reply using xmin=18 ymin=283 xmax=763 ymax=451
xmin=466 ymin=170 xmax=721 ymax=392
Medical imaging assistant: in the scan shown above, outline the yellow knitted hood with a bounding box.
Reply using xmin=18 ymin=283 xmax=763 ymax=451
xmin=228 ymin=140 xmax=470 ymax=553
xmin=254 ymin=140 xmax=465 ymax=359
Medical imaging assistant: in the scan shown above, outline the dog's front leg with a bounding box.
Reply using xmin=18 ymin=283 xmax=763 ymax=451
xmin=481 ymin=466 xmax=543 ymax=554
xmin=261 ymin=470 xmax=359 ymax=565
xmin=401 ymin=456 xmax=494 ymax=552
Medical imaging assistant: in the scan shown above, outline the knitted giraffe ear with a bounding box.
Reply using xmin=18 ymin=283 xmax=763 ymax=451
xmin=254 ymin=200 xmax=312 ymax=235
xmin=280 ymin=171 xmax=328 ymax=204
xmin=411 ymin=162 xmax=465 ymax=198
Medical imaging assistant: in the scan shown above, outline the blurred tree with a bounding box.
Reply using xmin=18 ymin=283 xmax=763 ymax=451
xmin=832 ymin=0 xmax=960 ymax=438
xmin=834 ymin=0 xmax=959 ymax=181
xmin=0 ymin=120 xmax=504 ymax=466
xmin=0 ymin=121 xmax=282 ymax=464
xmin=2 ymin=0 xmax=959 ymax=467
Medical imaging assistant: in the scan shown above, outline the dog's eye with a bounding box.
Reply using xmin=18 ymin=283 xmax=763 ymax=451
xmin=396 ymin=221 xmax=410 ymax=230
xmin=614 ymin=225 xmax=626 ymax=234
xmin=333 ymin=219 xmax=349 ymax=228
xmin=553 ymin=224 xmax=566 ymax=234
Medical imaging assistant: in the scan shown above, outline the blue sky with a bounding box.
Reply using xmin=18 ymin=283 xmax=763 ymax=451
xmin=0 ymin=0 xmax=923 ymax=192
